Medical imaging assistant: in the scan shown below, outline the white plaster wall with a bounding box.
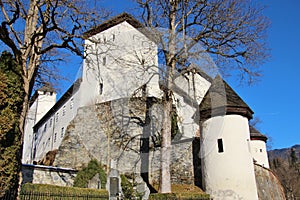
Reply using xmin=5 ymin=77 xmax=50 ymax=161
xmin=26 ymin=21 xmax=162 ymax=163
xmin=79 ymin=21 xmax=161 ymax=107
xmin=35 ymin=91 xmax=56 ymax=122
xmin=173 ymin=73 xmax=211 ymax=139
xmin=250 ymin=140 xmax=270 ymax=168
xmin=33 ymin=90 xmax=80 ymax=161
xmin=23 ymin=102 xmax=37 ymax=163
xmin=200 ymin=115 xmax=258 ymax=200
xmin=22 ymin=92 xmax=56 ymax=164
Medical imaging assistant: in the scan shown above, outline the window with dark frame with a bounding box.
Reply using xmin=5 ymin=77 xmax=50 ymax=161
xmin=218 ymin=138 xmax=224 ymax=153
xmin=43 ymin=124 xmax=47 ymax=132
xmin=103 ymin=57 xmax=106 ymax=65
xmin=62 ymin=106 xmax=66 ymax=116
xmin=70 ymin=98 xmax=74 ymax=109
xmin=61 ymin=127 xmax=64 ymax=138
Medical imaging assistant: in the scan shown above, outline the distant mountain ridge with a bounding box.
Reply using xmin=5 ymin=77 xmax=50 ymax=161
xmin=268 ymin=144 xmax=300 ymax=161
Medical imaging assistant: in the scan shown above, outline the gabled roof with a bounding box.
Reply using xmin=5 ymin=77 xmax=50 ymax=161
xmin=250 ymin=126 xmax=268 ymax=142
xmin=199 ymin=75 xmax=253 ymax=120
xmin=83 ymin=13 xmax=145 ymax=39
xmin=30 ymin=83 xmax=56 ymax=107
xmin=177 ymin=64 xmax=213 ymax=83
xmin=37 ymin=83 xmax=56 ymax=93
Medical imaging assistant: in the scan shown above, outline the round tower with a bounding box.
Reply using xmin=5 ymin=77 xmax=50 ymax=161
xmin=199 ymin=76 xmax=258 ymax=200
xmin=249 ymin=126 xmax=269 ymax=168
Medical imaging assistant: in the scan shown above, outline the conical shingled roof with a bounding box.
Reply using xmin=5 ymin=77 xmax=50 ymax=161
xmin=249 ymin=126 xmax=268 ymax=142
xmin=199 ymin=75 xmax=253 ymax=120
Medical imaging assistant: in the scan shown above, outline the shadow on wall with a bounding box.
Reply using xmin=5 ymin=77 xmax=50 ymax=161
xmin=22 ymin=165 xmax=34 ymax=184
xmin=193 ymin=137 xmax=203 ymax=188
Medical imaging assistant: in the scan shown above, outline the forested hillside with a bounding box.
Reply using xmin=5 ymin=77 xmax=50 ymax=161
xmin=268 ymin=145 xmax=300 ymax=199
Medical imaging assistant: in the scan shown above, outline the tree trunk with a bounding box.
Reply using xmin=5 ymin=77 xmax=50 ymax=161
xmin=159 ymin=0 xmax=178 ymax=193
xmin=16 ymin=63 xmax=31 ymax=200
xmin=160 ymin=97 xmax=172 ymax=193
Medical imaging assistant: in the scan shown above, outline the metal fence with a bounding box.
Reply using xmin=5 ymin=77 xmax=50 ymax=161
xmin=1 ymin=190 xmax=108 ymax=200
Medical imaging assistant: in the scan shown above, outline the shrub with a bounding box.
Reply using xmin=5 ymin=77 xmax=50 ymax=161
xmin=121 ymin=174 xmax=134 ymax=199
xmin=73 ymin=159 xmax=107 ymax=188
xmin=148 ymin=184 xmax=210 ymax=200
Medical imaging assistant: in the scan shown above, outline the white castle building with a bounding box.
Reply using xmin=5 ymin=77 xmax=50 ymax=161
xmin=23 ymin=13 xmax=271 ymax=200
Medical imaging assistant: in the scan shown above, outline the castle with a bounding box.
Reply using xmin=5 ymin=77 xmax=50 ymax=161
xmin=23 ymin=13 xmax=276 ymax=200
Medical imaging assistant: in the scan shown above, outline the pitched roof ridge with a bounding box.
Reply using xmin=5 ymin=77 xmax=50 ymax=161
xmin=83 ymin=12 xmax=143 ymax=39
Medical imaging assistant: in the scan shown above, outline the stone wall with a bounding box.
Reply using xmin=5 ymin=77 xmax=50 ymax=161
xmin=53 ymin=97 xmax=196 ymax=188
xmin=254 ymin=164 xmax=286 ymax=200
xmin=22 ymin=164 xmax=77 ymax=186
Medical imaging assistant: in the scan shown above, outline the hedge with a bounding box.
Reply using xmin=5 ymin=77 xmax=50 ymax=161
xmin=148 ymin=184 xmax=211 ymax=200
xmin=20 ymin=183 xmax=108 ymax=199
xmin=148 ymin=193 xmax=211 ymax=200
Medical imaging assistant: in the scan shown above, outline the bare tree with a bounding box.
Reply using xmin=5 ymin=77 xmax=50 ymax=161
xmin=136 ymin=0 xmax=269 ymax=193
xmin=0 ymin=0 xmax=108 ymax=198
xmin=271 ymin=156 xmax=300 ymax=199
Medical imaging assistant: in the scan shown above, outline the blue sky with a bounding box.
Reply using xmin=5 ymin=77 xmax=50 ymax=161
xmin=60 ymin=0 xmax=300 ymax=150
xmin=228 ymin=0 xmax=300 ymax=149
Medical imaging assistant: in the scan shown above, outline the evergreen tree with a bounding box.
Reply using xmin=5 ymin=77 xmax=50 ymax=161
xmin=290 ymin=148 xmax=298 ymax=168
xmin=0 ymin=51 xmax=24 ymax=198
